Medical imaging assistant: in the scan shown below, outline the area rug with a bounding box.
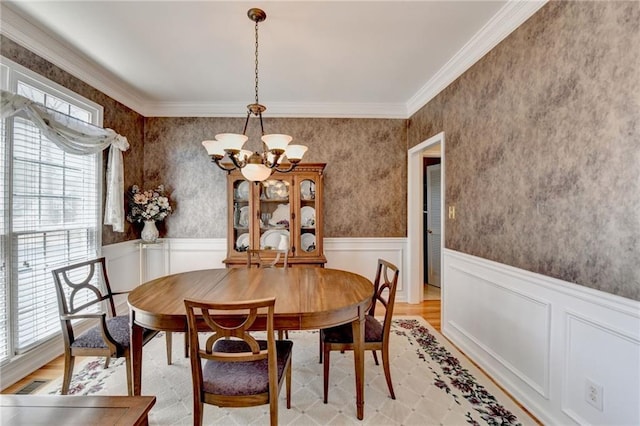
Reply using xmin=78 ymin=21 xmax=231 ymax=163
xmin=40 ymin=317 xmax=536 ymax=425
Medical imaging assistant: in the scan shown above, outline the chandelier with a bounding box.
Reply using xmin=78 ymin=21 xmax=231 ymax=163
xmin=202 ymin=8 xmax=307 ymax=182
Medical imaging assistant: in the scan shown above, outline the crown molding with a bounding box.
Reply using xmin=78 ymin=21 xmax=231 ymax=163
xmin=141 ymin=101 xmax=408 ymax=119
xmin=406 ymin=0 xmax=548 ymax=117
xmin=1 ymin=1 xmax=547 ymax=120
xmin=0 ymin=3 xmax=148 ymax=115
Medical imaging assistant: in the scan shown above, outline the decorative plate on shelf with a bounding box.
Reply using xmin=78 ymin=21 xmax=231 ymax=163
xmin=236 ymin=233 xmax=250 ymax=251
xmin=260 ymin=229 xmax=290 ymax=250
xmin=236 ymin=181 xmax=249 ymax=200
xmin=300 ymin=206 xmax=315 ymax=228
xmin=266 ymin=180 xmax=289 ymax=200
xmin=300 ymin=180 xmax=315 ymax=200
xmin=238 ymin=206 xmax=250 ymax=227
xmin=301 ymin=233 xmax=316 ymax=252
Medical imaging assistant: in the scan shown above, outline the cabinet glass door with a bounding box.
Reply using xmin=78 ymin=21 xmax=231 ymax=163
xmin=232 ymin=179 xmax=251 ymax=253
xmin=258 ymin=178 xmax=291 ymax=250
xmin=298 ymin=178 xmax=318 ymax=255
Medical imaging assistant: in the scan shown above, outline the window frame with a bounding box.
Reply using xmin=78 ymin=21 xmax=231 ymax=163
xmin=1 ymin=56 xmax=104 ymax=364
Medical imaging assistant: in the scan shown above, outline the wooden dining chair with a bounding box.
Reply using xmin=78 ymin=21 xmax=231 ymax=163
xmin=246 ymin=249 xmax=289 ymax=269
xmin=320 ymin=258 xmax=400 ymax=403
xmin=184 ymin=297 xmax=293 ymax=426
xmin=51 ymin=257 xmax=171 ymax=395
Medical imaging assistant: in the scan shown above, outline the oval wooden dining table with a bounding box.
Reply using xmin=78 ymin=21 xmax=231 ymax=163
xmin=128 ymin=267 xmax=374 ymax=420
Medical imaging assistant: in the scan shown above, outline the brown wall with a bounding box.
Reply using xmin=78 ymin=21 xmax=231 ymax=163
xmin=408 ymin=1 xmax=640 ymax=300
xmin=144 ymin=117 xmax=407 ymax=238
xmin=1 ymin=35 xmax=408 ymax=241
xmin=4 ymin=0 xmax=638 ymax=301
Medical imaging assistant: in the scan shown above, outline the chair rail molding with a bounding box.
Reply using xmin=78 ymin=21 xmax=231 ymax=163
xmin=442 ymin=248 xmax=640 ymax=426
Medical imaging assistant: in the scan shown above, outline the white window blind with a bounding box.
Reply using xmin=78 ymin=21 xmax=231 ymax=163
xmin=0 ymin=116 xmax=8 ymax=363
xmin=1 ymin=59 xmax=102 ymax=362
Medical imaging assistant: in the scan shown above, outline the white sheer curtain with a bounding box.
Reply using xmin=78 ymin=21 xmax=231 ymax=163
xmin=0 ymin=90 xmax=129 ymax=232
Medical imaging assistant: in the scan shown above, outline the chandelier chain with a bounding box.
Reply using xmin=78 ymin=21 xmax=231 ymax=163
xmin=254 ymin=19 xmax=259 ymax=105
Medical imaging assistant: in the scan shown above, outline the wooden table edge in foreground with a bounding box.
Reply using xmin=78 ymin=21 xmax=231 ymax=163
xmin=0 ymin=394 xmax=156 ymax=426
xmin=128 ymin=267 xmax=373 ymax=420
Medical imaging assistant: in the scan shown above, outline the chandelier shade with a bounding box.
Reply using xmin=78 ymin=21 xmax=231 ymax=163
xmin=202 ymin=8 xmax=307 ymax=182
xmin=261 ymin=134 xmax=292 ymax=152
xmin=285 ymin=144 xmax=309 ymax=161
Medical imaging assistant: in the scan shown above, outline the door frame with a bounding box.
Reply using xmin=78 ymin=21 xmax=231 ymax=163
xmin=407 ymin=132 xmax=445 ymax=304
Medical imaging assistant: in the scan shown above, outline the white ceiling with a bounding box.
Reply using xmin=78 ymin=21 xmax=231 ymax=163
xmin=1 ymin=1 xmax=546 ymax=118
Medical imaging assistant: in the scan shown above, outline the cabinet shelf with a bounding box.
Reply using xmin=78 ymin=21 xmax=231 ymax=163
xmin=259 ymin=198 xmax=289 ymax=203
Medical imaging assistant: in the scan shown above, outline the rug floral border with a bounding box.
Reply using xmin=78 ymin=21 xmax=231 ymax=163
xmin=393 ymin=318 xmax=522 ymax=426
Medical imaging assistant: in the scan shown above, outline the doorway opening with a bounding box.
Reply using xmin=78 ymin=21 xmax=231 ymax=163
xmin=424 ymin=159 xmax=441 ymax=301
xmin=407 ymin=132 xmax=444 ymax=305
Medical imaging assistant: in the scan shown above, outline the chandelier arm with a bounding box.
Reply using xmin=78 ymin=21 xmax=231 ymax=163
xmin=261 ymin=151 xmax=275 ymax=169
xmin=274 ymin=163 xmax=297 ymax=173
xmin=211 ymin=157 xmax=237 ymax=172
xmin=229 ymin=152 xmax=248 ymax=169
xmin=264 ymin=150 xmax=288 ymax=170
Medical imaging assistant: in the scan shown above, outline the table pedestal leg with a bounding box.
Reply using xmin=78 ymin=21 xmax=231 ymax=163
xmin=352 ymin=310 xmax=365 ymax=420
xmin=131 ymin=320 xmax=143 ymax=396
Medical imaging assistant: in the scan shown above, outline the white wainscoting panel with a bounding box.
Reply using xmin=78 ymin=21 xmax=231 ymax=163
xmin=104 ymin=238 xmax=405 ymax=290
xmin=324 ymin=237 xmax=407 ymax=301
xmin=446 ymin=263 xmax=550 ymax=397
xmin=562 ymin=312 xmax=640 ymax=425
xmin=166 ymin=238 xmax=227 ymax=274
xmin=102 ymin=240 xmax=140 ymax=313
xmin=443 ymin=249 xmax=640 ymax=425
xmin=102 ymin=240 xmax=139 ymax=291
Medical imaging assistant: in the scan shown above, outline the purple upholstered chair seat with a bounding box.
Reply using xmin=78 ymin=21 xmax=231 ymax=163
xmin=202 ymin=339 xmax=293 ymax=396
xmin=71 ymin=315 xmax=154 ymax=349
xmin=322 ymin=315 xmax=383 ymax=344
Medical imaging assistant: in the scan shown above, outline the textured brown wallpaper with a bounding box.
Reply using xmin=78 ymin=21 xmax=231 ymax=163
xmin=2 ymin=35 xmax=407 ymax=242
xmin=408 ymin=1 xmax=640 ymax=300
xmin=144 ymin=117 xmax=407 ymax=238
xmin=1 ymin=35 xmax=145 ymax=245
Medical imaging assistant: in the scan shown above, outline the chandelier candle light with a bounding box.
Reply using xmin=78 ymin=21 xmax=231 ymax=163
xmin=202 ymin=8 xmax=308 ymax=182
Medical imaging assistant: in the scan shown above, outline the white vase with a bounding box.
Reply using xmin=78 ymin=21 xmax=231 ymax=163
xmin=141 ymin=220 xmax=159 ymax=243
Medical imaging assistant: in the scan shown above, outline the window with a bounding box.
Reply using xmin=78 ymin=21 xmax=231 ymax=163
xmin=1 ymin=58 xmax=103 ymax=364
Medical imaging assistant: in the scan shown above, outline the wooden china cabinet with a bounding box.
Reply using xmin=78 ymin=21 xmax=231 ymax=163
xmin=223 ymin=163 xmax=326 ymax=268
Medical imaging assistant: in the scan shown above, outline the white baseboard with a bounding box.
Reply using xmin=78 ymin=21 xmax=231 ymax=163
xmin=442 ymin=249 xmax=640 ymax=425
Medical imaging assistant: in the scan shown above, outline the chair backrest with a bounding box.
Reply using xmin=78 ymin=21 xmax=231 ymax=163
xmin=51 ymin=257 xmax=116 ymax=318
xmin=184 ymin=297 xmax=278 ymax=398
xmin=247 ymin=249 xmax=289 ymax=269
xmin=367 ymin=259 xmax=400 ymax=340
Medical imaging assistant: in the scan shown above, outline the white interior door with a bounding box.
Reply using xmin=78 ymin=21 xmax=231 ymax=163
xmin=426 ymin=164 xmax=441 ymax=287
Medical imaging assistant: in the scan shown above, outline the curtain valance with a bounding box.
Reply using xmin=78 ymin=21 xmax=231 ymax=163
xmin=1 ymin=90 xmax=129 ymax=232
